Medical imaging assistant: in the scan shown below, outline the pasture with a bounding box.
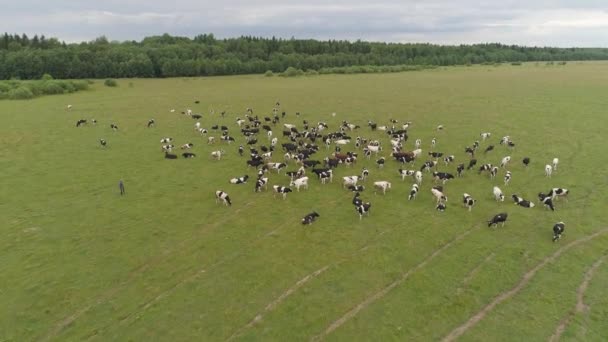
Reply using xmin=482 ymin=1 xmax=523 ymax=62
xmin=2 ymin=62 xmax=608 ymax=341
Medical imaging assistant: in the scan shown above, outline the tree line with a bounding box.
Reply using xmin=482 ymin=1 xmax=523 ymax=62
xmin=1 ymin=33 xmax=608 ymax=79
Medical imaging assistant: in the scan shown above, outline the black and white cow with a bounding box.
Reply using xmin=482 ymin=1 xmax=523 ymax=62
xmin=504 ymin=171 xmax=512 ymax=185
xmin=360 ymin=168 xmax=370 ymax=181
xmin=273 ymin=185 xmax=292 ymax=199
xmin=99 ymin=139 xmax=107 ymax=147
xmin=342 ymin=176 xmax=359 ymax=188
xmin=443 ymin=155 xmax=455 ymax=165
xmin=500 ymin=156 xmax=511 ymax=168
xmin=182 ymin=152 xmax=196 ymax=158
xmin=230 ymin=175 xmax=249 ymax=184
xmin=399 ymin=169 xmax=416 ymax=181
xmin=147 ymin=119 xmax=155 ymax=127
xmin=488 ymin=213 xmax=508 ymax=228
xmin=553 ymin=222 xmax=565 ymax=242
xmin=467 ymin=159 xmax=477 ymax=170
xmin=512 ymin=194 xmax=535 ymax=208
xmin=421 ymin=161 xmax=437 ymax=172
xmin=480 ymin=132 xmax=491 ymax=140
xmin=164 ymin=152 xmax=177 ymax=159
xmin=376 ymin=157 xmax=385 ymax=168
xmin=162 ymin=144 xmax=175 ymax=152
xmin=110 ymin=124 xmax=118 ymax=131
xmin=484 ymin=145 xmax=494 ymax=154
xmin=538 ymin=193 xmax=555 ymax=211
xmin=408 ymin=184 xmax=419 ymax=201
xmin=433 ymin=172 xmax=454 ymax=184
xmin=493 ymin=186 xmax=505 ymax=202
xmin=456 ymin=163 xmax=465 ymax=177
xmin=267 ymin=162 xmax=287 ymax=173
xmin=255 ymin=177 xmax=269 ymax=192
xmin=462 ymin=193 xmax=476 ymax=211
xmin=302 ymin=212 xmax=320 ymax=225
xmin=436 ymin=202 xmax=447 ymax=211
xmin=547 ymin=188 xmax=569 ymax=201
xmin=215 ymin=190 xmax=232 ymax=206
xmin=490 ymin=166 xmax=499 ymax=179
xmin=478 ymin=163 xmax=493 ymax=174
xmin=429 ymin=151 xmax=443 ymax=158
xmin=522 ymin=157 xmax=530 ymax=167
xmin=431 ymin=186 xmax=447 ymax=203
xmin=160 ymin=137 xmax=173 ymax=144
xmin=352 ymin=192 xmax=363 ymax=206
xmin=181 ymin=143 xmax=194 ymax=149
xmin=76 ymin=119 xmax=87 ymax=127
xmin=356 ymin=202 xmax=372 ymax=220
xmin=465 ymin=146 xmax=475 ymax=158
xmin=348 ymin=185 xmax=365 ymax=192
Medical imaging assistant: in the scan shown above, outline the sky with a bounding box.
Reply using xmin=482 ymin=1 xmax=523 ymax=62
xmin=1 ymin=0 xmax=607 ymax=47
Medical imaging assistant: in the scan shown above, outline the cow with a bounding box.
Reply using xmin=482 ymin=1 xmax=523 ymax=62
xmin=373 ymin=181 xmax=391 ymax=195
xmin=436 ymin=202 xmax=447 ymax=211
xmin=493 ymin=186 xmax=505 ymax=202
xmin=431 ymin=186 xmax=447 ymax=204
xmin=182 ymin=152 xmax=196 ymax=158
xmin=267 ymin=162 xmax=287 ymax=173
xmin=352 ymin=192 xmax=363 ymax=206
xmin=110 ymin=124 xmax=118 ymax=131
xmin=488 ymin=213 xmax=508 ymax=228
xmin=484 ymin=145 xmax=494 ymax=154
xmin=361 ymin=168 xmax=370 ymax=181
xmin=99 ymin=139 xmax=107 ymax=147
xmin=290 ymin=176 xmax=309 ymax=191
xmin=538 ymin=193 xmax=555 ymax=211
xmin=553 ymin=222 xmax=565 ymax=242
xmin=500 ymin=156 xmax=511 ymax=168
xmin=408 ymin=184 xmax=419 ymax=201
xmin=211 ymin=150 xmax=225 ymax=160
xmin=512 ymin=194 xmax=535 ymax=208
xmin=255 ymin=177 xmax=269 ymax=192
xmin=414 ymin=171 xmax=423 ymax=185
xmin=429 ymin=151 xmax=443 ymax=158
xmin=443 ymin=155 xmax=455 ymax=165
xmin=523 ymin=157 xmax=530 ymax=167
xmin=465 ymin=146 xmax=475 ymax=158
xmin=207 ymin=137 xmax=216 ymax=144
xmin=504 ymin=171 xmax=512 ymax=185
xmin=343 ymin=176 xmax=359 ymax=188
xmin=490 ymin=166 xmax=499 ymax=179
xmin=76 ymin=119 xmax=87 ymax=127
xmin=215 ymin=190 xmax=232 ymax=206
xmin=161 ymin=144 xmax=175 ymax=152
xmin=415 ymin=139 xmax=422 ymax=148
xmin=230 ymin=175 xmax=249 ymax=184
xmin=348 ymin=185 xmax=365 ymax=192
xmin=456 ymin=163 xmax=465 ymax=177
xmin=479 ymin=163 xmax=493 ymax=174
xmin=545 ymin=164 xmax=553 ymax=177
xmin=480 ymin=132 xmax=491 ymax=140
xmin=431 ymin=137 xmax=437 ymax=148
xmin=552 ymin=158 xmax=559 ymax=171
xmin=376 ymin=157 xmax=385 ymax=168
xmin=356 ymin=202 xmax=372 ymax=220
xmin=433 ymin=172 xmax=454 ymax=184
xmin=547 ymin=188 xmax=569 ymax=201
xmin=273 ymin=185 xmax=292 ymax=199
xmin=160 ymin=137 xmax=173 ymax=144
xmin=164 ymin=152 xmax=178 ymax=159
xmin=462 ymin=193 xmax=476 ymax=211
xmin=399 ymin=169 xmax=416 ymax=181
xmin=181 ymin=143 xmax=194 ymax=149
xmin=302 ymin=212 xmax=320 ymax=225
xmin=467 ymin=159 xmax=478 ymax=170
xmin=421 ymin=161 xmax=437 ymax=172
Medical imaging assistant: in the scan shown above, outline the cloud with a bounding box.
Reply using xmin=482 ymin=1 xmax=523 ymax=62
xmin=0 ymin=1 xmax=607 ymax=47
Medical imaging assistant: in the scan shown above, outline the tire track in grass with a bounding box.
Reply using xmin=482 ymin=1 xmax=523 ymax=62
xmin=456 ymin=253 xmax=495 ymax=295
xmin=226 ymin=230 xmax=391 ymax=341
xmin=548 ymin=253 xmax=607 ymax=342
xmin=441 ymin=228 xmax=608 ymax=342
xmin=42 ymin=201 xmax=257 ymax=342
xmin=311 ymin=224 xmax=482 ymax=341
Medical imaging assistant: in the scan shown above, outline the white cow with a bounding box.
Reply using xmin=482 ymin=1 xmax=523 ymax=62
xmin=290 ymin=176 xmax=309 ymax=191
xmin=545 ymin=164 xmax=553 ymax=177
xmin=342 ymin=176 xmax=359 ymax=188
xmin=373 ymin=181 xmax=392 ymax=195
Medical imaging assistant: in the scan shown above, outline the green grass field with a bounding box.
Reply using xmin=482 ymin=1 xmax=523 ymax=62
xmin=2 ymin=62 xmax=608 ymax=341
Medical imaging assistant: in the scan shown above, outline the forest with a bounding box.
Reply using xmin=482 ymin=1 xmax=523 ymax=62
xmin=2 ymin=33 xmax=608 ymax=79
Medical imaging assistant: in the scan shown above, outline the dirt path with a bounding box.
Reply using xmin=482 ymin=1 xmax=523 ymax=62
xmin=311 ymin=225 xmax=481 ymax=341
xmin=441 ymin=228 xmax=608 ymax=342
xmin=548 ymin=254 xmax=607 ymax=342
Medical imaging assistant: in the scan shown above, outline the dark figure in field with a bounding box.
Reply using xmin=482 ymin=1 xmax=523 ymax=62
xmin=119 ymin=180 xmax=125 ymax=195
xmin=238 ymin=145 xmax=244 ymax=156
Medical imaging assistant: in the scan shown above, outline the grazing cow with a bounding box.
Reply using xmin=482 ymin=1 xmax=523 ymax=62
xmin=230 ymin=175 xmax=249 ymax=184
xmin=465 ymin=147 xmax=475 ymax=158
xmin=547 ymin=188 xmax=570 ymax=201
xmin=98 ymin=139 xmax=107 ymax=148
xmin=504 ymin=171 xmax=512 ymax=185
xmin=500 ymin=156 xmax=511 ymax=168
xmin=431 ymin=186 xmax=447 ymax=203
xmin=361 ymin=168 xmax=370 ymax=181
xmin=500 ymin=136 xmax=510 ymax=145
xmin=267 ymin=162 xmax=287 ymax=173
xmin=467 ymin=159 xmax=478 ymax=170
xmin=480 ymin=132 xmax=491 ymax=140
xmin=484 ymin=145 xmax=494 ymax=154
xmin=436 ymin=125 xmax=444 ymax=131
xmin=399 ymin=169 xmax=416 ymax=181
xmin=493 ymin=186 xmax=505 ymax=202
xmin=215 ymin=190 xmax=232 ymax=206
xmin=488 ymin=213 xmax=508 ymax=228
xmin=443 ymin=155 xmax=455 ymax=165
xmin=429 ymin=151 xmax=443 ymax=158
xmin=290 ymin=176 xmax=309 ymax=191
xmin=211 ymin=150 xmax=225 ymax=160
xmin=356 ymin=202 xmax=372 ymax=220
xmin=343 ymin=176 xmax=359 ymax=188
xmin=420 ymin=161 xmax=437 ymax=172
xmin=431 ymin=138 xmax=437 ymax=148
xmin=553 ymin=222 xmax=565 ymax=242
xmin=373 ymin=181 xmax=392 ymax=195
xmin=91 ymin=119 xmax=97 ymax=124
xmin=436 ymin=202 xmax=447 ymax=212
xmin=507 ymin=141 xmax=515 ymax=148
xmin=415 ymin=139 xmax=422 ymax=149
xmin=552 ymin=158 xmax=559 ymax=171
xmin=414 ymin=171 xmax=423 ymax=185
xmin=408 ymin=184 xmax=419 ymax=201
xmin=208 ymin=137 xmax=216 ymax=144
xmin=302 ymin=212 xmax=320 ymax=225
xmin=376 ymin=157 xmax=385 ymax=168
xmin=433 ymin=172 xmax=454 ymax=184
xmin=67 ymin=104 xmax=73 ymax=111
xmin=538 ymin=193 xmax=555 ymax=211
xmin=221 ymin=136 xmax=236 ymax=144
xmin=335 ymin=139 xmax=350 ymax=145
xmin=255 ymin=177 xmax=269 ymax=192
xmin=164 ymin=152 xmax=177 ymax=159
xmin=161 ymin=144 xmax=175 ymax=152
xmin=462 ymin=193 xmax=476 ymax=211
xmin=523 ymin=157 xmax=530 ymax=167
xmin=181 ymin=143 xmax=194 ymax=149
xmin=479 ymin=163 xmax=493 ymax=174
xmin=348 ymin=185 xmax=365 ymax=192
xmin=490 ymin=166 xmax=499 ymax=179
xmin=456 ymin=164 xmax=465 ymax=177
xmin=110 ymin=124 xmax=118 ymax=131
xmin=512 ymin=194 xmax=535 ymax=208
xmin=146 ymin=119 xmax=155 ymax=128
xmin=324 ymin=157 xmax=340 ymax=169
xmin=545 ymin=164 xmax=553 ymax=177
xmin=76 ymin=119 xmax=87 ymax=127
xmin=182 ymin=152 xmax=196 ymax=158
xmin=273 ymin=185 xmax=293 ymax=199
xmin=160 ymin=137 xmax=173 ymax=144
xmin=352 ymin=192 xmax=363 ymax=206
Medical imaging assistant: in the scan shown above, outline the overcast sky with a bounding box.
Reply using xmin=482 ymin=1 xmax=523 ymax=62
xmin=1 ymin=0 xmax=607 ymax=47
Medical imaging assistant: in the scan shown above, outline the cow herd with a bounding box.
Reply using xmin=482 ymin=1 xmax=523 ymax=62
xmin=74 ymin=101 xmax=571 ymax=241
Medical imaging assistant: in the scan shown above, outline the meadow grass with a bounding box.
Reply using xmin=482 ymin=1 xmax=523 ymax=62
xmin=1 ymin=62 xmax=608 ymax=341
